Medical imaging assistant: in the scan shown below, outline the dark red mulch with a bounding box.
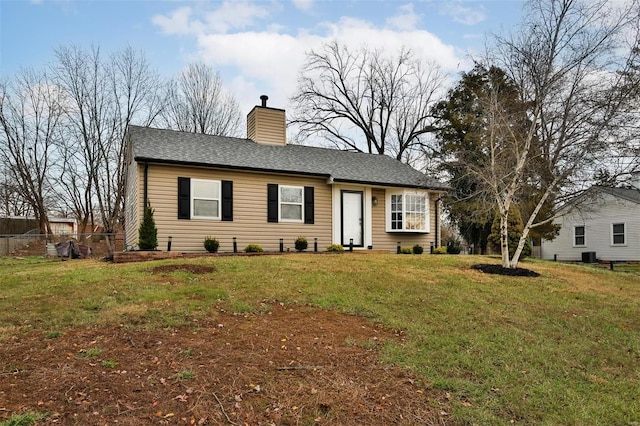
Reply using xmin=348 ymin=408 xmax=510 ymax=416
xmin=471 ymin=264 xmax=540 ymax=277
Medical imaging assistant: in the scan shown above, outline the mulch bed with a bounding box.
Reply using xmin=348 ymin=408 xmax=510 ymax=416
xmin=471 ymin=263 xmax=540 ymax=277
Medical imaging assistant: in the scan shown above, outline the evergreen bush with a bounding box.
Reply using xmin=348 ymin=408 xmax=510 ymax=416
xmin=244 ymin=244 xmax=264 ymax=253
xmin=204 ymin=236 xmax=219 ymax=253
xmin=294 ymin=236 xmax=308 ymax=251
xmin=138 ymin=202 xmax=158 ymax=250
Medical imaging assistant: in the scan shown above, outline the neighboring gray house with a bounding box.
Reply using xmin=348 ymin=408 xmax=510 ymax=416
xmin=541 ymin=186 xmax=640 ymax=262
xmin=124 ymin=98 xmax=449 ymax=253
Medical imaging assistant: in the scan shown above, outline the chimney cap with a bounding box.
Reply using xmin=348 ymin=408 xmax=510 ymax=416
xmin=260 ymin=95 xmax=268 ymax=107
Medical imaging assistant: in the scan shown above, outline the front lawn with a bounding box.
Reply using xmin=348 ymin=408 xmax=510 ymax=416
xmin=1 ymin=254 xmax=638 ymax=424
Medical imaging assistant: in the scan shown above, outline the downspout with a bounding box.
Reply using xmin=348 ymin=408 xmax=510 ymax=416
xmin=434 ymin=193 xmax=446 ymax=248
xmin=143 ymin=163 xmax=149 ymax=208
xmin=435 ymin=197 xmax=439 ymax=248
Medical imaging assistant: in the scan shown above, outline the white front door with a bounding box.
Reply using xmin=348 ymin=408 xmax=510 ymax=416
xmin=341 ymin=190 xmax=363 ymax=247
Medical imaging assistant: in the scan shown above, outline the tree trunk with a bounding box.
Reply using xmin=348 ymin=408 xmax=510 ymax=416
xmin=500 ymin=215 xmax=510 ymax=268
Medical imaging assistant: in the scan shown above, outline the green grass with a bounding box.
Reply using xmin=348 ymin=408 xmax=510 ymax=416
xmin=1 ymin=254 xmax=639 ymax=424
xmin=176 ymin=370 xmax=195 ymax=380
xmin=0 ymin=411 xmax=48 ymax=426
xmin=101 ymin=360 xmax=118 ymax=368
xmin=77 ymin=347 xmax=102 ymax=358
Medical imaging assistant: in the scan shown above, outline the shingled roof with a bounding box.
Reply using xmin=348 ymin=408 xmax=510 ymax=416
xmin=127 ymin=126 xmax=448 ymax=190
xmin=593 ymin=186 xmax=640 ymax=204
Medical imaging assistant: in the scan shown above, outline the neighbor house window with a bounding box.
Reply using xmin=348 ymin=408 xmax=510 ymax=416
xmin=192 ymin=179 xmax=221 ymax=219
xmin=386 ymin=190 xmax=429 ymax=232
xmin=612 ymin=223 xmax=625 ymax=245
xmin=279 ymin=185 xmax=304 ymax=222
xmin=574 ymin=226 xmax=585 ymax=246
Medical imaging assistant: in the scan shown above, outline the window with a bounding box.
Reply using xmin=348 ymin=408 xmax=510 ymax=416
xmin=280 ymin=185 xmax=303 ymax=222
xmin=387 ymin=190 xmax=429 ymax=232
xmin=574 ymin=226 xmax=585 ymax=246
xmin=178 ymin=177 xmax=233 ymax=221
xmin=390 ymin=194 xmax=403 ymax=230
xmin=612 ymin=223 xmax=625 ymax=245
xmin=192 ymin=179 xmax=220 ymax=219
xmin=267 ymin=184 xmax=314 ymax=224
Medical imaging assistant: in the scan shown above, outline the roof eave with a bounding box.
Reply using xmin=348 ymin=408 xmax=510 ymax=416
xmin=332 ymin=178 xmax=450 ymax=191
xmin=133 ymin=156 xmax=450 ymax=191
xmin=134 ymin=157 xmax=331 ymax=180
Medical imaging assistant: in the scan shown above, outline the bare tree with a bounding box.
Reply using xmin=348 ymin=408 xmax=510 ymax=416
xmin=53 ymin=45 xmax=164 ymax=252
xmin=0 ymin=69 xmax=66 ymax=234
xmin=0 ymin=163 xmax=32 ymax=218
xmin=475 ymin=0 xmax=639 ymax=268
xmin=162 ymin=63 xmax=242 ymax=137
xmin=291 ymin=41 xmax=446 ymax=166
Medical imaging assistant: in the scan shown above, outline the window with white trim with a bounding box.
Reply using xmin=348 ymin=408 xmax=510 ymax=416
xmin=280 ymin=185 xmax=303 ymax=222
xmin=612 ymin=223 xmax=625 ymax=245
xmin=386 ymin=190 xmax=429 ymax=232
xmin=192 ymin=179 xmax=221 ymax=219
xmin=573 ymin=225 xmax=585 ymax=246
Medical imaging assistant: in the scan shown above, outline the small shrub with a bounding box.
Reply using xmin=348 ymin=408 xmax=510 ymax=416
xmin=204 ymin=236 xmax=219 ymax=253
xmin=446 ymin=243 xmax=462 ymax=254
xmin=46 ymin=331 xmax=62 ymax=339
xmin=400 ymin=247 xmax=413 ymax=254
xmin=138 ymin=202 xmax=158 ymax=250
xmin=433 ymin=246 xmax=448 ymax=254
xmin=244 ymin=244 xmax=264 ymax=253
xmin=101 ymin=360 xmax=118 ymax=368
xmin=294 ymin=236 xmax=308 ymax=252
xmin=412 ymin=244 xmax=424 ymax=254
xmin=326 ymin=244 xmax=345 ymax=253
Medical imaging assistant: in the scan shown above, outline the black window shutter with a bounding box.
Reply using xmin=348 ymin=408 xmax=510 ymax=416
xmin=177 ymin=177 xmax=190 ymax=219
xmin=304 ymin=186 xmax=314 ymax=224
xmin=267 ymin=184 xmax=279 ymax=222
xmin=221 ymin=180 xmax=233 ymax=221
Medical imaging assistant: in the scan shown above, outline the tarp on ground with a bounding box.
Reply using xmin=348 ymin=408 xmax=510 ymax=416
xmin=55 ymin=240 xmax=92 ymax=259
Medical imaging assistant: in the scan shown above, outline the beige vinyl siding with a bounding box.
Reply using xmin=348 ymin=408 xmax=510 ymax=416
xmin=370 ymin=188 xmax=439 ymax=252
xmin=123 ymin=150 xmax=141 ymax=249
xmin=145 ymin=164 xmax=332 ymax=253
xmin=246 ymin=107 xmax=286 ymax=146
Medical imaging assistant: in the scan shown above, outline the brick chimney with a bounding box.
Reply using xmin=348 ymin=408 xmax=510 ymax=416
xmin=246 ymin=95 xmax=286 ymax=146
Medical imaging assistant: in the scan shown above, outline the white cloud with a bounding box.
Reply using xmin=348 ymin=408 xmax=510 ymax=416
xmin=152 ymin=6 xmax=199 ymax=35
xmin=153 ymin=3 xmax=465 ymax=114
xmin=292 ymin=0 xmax=314 ymax=13
xmin=439 ymin=2 xmax=486 ymax=26
xmin=152 ymin=1 xmax=272 ymax=35
xmin=202 ymin=1 xmax=272 ymax=33
xmin=386 ymin=3 xmax=420 ymax=31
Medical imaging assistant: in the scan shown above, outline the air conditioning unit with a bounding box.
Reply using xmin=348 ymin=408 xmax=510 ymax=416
xmin=581 ymin=251 xmax=597 ymax=263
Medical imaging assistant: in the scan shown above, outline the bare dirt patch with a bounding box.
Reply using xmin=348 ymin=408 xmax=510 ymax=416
xmin=0 ymin=305 xmax=448 ymax=425
xmin=151 ymin=264 xmax=217 ymax=274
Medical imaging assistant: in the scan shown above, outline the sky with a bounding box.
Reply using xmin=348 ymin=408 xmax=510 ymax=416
xmin=0 ymin=0 xmax=525 ymax=116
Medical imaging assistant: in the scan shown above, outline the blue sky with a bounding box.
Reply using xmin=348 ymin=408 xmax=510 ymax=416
xmin=0 ymin=0 xmax=525 ymax=113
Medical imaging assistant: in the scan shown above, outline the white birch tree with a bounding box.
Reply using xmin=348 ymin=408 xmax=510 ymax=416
xmin=488 ymin=0 xmax=640 ymax=268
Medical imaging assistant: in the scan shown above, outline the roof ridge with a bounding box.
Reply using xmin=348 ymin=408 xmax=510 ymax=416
xmin=128 ymin=125 xmax=449 ymax=190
